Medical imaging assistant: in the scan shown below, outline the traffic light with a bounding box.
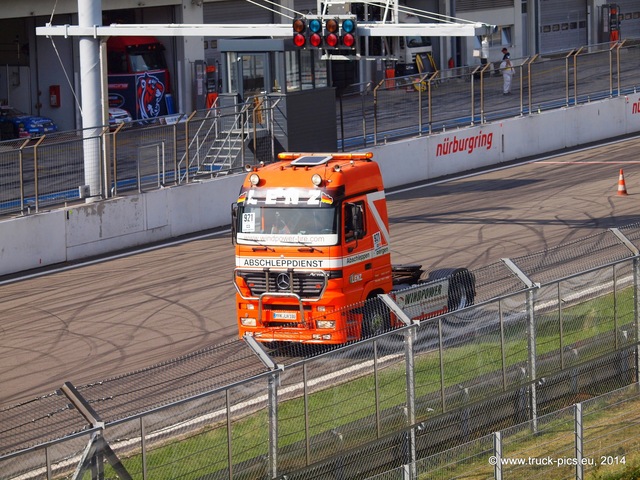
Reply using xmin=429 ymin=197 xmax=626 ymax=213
xmin=293 ymin=15 xmax=357 ymax=50
xmin=292 ymin=18 xmax=306 ymax=48
xmin=340 ymin=17 xmax=357 ymax=50
xmin=323 ymin=16 xmax=358 ymax=51
xmin=307 ymin=17 xmax=323 ymax=48
xmin=292 ymin=16 xmax=323 ymax=49
xmin=324 ymin=18 xmax=340 ymax=49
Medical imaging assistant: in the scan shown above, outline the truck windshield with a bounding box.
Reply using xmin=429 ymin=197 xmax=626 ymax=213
xmin=129 ymin=51 xmax=167 ymax=73
xmin=405 ymin=36 xmax=431 ymax=48
xmin=237 ymin=206 xmax=338 ymax=245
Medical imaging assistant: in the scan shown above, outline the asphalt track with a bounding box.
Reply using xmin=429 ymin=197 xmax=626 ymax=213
xmin=2 ymin=135 xmax=640 ymax=408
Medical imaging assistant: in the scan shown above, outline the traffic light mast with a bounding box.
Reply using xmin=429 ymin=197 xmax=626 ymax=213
xmin=291 ymin=0 xmax=491 ymax=61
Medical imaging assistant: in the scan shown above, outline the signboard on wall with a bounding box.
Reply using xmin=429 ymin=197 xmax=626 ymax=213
xmin=108 ymin=70 xmax=170 ymax=121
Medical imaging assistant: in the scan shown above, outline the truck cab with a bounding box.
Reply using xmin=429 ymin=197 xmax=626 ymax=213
xmin=106 ymin=36 xmax=173 ymax=121
xmin=394 ymin=12 xmax=434 ymax=75
xmin=232 ymin=152 xmax=394 ymax=344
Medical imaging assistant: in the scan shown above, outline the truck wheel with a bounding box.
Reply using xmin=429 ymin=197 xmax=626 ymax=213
xmin=363 ymin=297 xmax=389 ymax=338
xmin=423 ymin=268 xmax=475 ymax=312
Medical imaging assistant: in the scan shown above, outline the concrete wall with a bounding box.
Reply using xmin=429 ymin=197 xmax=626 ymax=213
xmin=1 ymin=95 xmax=638 ymax=276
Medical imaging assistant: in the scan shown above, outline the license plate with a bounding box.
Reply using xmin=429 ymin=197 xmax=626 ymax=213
xmin=273 ymin=311 xmax=297 ymax=320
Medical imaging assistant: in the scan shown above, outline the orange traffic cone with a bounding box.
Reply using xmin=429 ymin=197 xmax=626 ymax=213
xmin=618 ymin=169 xmax=628 ymax=196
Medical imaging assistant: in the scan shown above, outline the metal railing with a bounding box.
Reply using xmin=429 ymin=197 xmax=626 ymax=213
xmin=2 ymin=224 xmax=640 ymax=479
xmin=1 ymin=40 xmax=639 ymax=218
xmin=0 ymin=93 xmax=280 ymax=216
xmin=337 ymin=39 xmax=640 ymax=150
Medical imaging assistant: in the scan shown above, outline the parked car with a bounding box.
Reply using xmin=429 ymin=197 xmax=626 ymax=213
xmin=0 ymin=106 xmax=58 ymax=139
xmin=108 ymin=107 xmax=132 ymax=128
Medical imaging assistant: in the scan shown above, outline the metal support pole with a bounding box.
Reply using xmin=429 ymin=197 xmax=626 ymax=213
xmin=501 ymin=258 xmax=539 ymax=432
xmin=559 ymin=281 xmax=564 ymax=369
xmin=374 ymin=340 xmax=381 ymax=438
xmin=635 ymin=257 xmax=640 ymax=382
xmin=494 ymin=431 xmax=502 ymax=480
xmin=575 ymin=402 xmax=584 ymax=480
xmin=140 ymin=417 xmax=147 ymax=480
xmin=268 ymin=372 xmax=278 ymax=479
xmin=304 ymin=363 xmax=311 ymax=466
xmin=438 ymin=317 xmax=446 ymax=413
xmin=405 ymin=326 xmax=417 ymax=479
xmin=226 ymin=389 xmax=233 ymax=480
xmin=499 ymin=299 xmax=506 ymax=390
xmin=527 ymin=288 xmax=538 ymax=433
xmin=609 ymin=228 xmax=640 ymax=379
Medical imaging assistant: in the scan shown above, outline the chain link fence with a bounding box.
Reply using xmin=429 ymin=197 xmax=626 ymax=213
xmin=3 ymin=223 xmax=640 ymax=479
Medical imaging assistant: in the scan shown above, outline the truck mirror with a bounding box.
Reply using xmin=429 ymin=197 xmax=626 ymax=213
xmin=231 ymin=203 xmax=237 ymax=245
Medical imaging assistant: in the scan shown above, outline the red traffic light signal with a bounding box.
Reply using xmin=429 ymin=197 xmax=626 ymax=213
xmin=292 ymin=19 xmax=306 ymax=48
xmin=324 ymin=18 xmax=339 ymax=49
xmin=292 ymin=17 xmax=324 ymax=49
xmin=341 ymin=18 xmax=357 ymax=49
xmin=294 ymin=16 xmax=357 ymax=50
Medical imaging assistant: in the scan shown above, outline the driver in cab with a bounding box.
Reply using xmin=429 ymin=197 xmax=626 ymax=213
xmin=271 ymin=216 xmax=290 ymax=234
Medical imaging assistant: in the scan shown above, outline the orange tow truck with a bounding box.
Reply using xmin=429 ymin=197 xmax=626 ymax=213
xmin=232 ymin=152 xmax=475 ymax=344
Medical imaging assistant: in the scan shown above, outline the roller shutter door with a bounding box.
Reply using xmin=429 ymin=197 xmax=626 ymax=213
xmin=539 ymin=0 xmax=587 ymax=53
xmin=611 ymin=0 xmax=640 ymax=39
xmin=456 ymin=0 xmax=512 ymax=11
xmin=203 ymin=1 xmax=273 ymax=24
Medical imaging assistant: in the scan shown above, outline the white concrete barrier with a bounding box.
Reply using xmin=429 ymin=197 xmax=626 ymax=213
xmin=0 ymin=96 xmax=635 ymax=276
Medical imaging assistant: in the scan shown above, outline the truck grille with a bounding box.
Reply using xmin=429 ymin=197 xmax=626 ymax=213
xmin=236 ymin=270 xmax=327 ymax=300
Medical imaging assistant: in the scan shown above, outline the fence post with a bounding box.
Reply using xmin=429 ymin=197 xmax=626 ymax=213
xmin=303 ymin=362 xmax=311 ymax=466
xmin=575 ymin=402 xmax=583 ymax=480
xmin=374 ymin=339 xmax=381 ymax=439
xmin=494 ymin=431 xmax=502 ymax=480
xmin=243 ymin=335 xmax=282 ymax=478
xmin=268 ymin=370 xmax=279 ymax=479
xmin=636 ymin=256 xmax=640 ymax=383
xmin=140 ymin=416 xmax=147 ymax=480
xmin=559 ymin=281 xmax=565 ymax=369
xmin=404 ymin=326 xmax=417 ymax=479
xmin=225 ymin=389 xmax=233 ymax=480
xmin=499 ymin=299 xmax=506 ymax=390
xmin=438 ymin=316 xmax=446 ymax=413
xmin=59 ymin=382 xmax=133 ymax=480
xmin=418 ymin=80 xmax=423 ymax=136
xmin=609 ymin=228 xmax=640 ymax=380
xmin=501 ymin=258 xmax=540 ymax=432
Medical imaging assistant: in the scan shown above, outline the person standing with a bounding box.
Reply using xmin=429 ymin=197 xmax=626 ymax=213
xmin=500 ymin=49 xmax=514 ymax=95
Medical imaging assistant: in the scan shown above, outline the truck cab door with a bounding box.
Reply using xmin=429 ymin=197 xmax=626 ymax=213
xmin=343 ymin=200 xmax=375 ymax=301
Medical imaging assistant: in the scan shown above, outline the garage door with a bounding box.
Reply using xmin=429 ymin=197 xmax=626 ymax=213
xmin=539 ymin=0 xmax=588 ymax=53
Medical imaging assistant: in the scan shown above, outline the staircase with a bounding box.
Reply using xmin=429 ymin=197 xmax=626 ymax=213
xmin=178 ymin=95 xmax=280 ymax=182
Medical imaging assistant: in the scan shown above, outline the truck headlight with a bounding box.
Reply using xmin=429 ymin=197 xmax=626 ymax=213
xmin=241 ymin=317 xmax=257 ymax=327
xmin=316 ymin=320 xmax=335 ymax=329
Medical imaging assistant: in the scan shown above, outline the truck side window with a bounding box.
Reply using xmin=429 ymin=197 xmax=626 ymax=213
xmin=344 ymin=201 xmax=365 ymax=241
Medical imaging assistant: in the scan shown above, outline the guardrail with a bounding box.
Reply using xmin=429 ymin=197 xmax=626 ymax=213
xmin=2 ymin=224 xmax=640 ymax=479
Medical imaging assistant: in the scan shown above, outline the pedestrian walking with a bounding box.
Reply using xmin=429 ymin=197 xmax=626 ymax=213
xmin=501 ymin=47 xmax=510 ymax=61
